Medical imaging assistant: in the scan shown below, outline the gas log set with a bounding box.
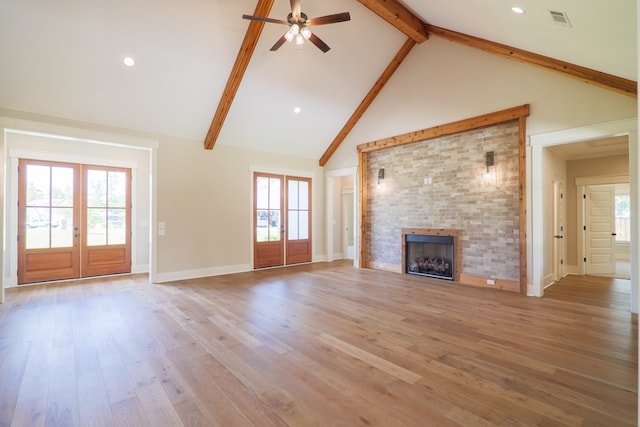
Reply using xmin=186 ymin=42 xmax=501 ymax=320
xmin=404 ymin=232 xmax=456 ymax=281
xmin=408 ymin=256 xmax=451 ymax=277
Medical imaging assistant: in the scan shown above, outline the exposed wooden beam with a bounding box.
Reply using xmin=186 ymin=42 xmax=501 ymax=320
xmin=356 ymin=0 xmax=428 ymax=43
xmin=427 ymin=24 xmax=637 ymax=98
xmin=204 ymin=0 xmax=275 ymax=150
xmin=319 ymin=38 xmax=416 ymax=167
xmin=518 ymin=115 xmax=527 ymax=294
xmin=358 ymin=104 xmax=530 ymax=153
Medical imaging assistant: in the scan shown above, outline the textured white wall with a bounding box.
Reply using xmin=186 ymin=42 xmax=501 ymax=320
xmin=325 ymin=37 xmax=637 ymax=170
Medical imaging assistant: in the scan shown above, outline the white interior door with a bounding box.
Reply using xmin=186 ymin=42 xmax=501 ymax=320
xmin=553 ymin=181 xmax=565 ymax=281
xmin=585 ymin=184 xmax=616 ymax=275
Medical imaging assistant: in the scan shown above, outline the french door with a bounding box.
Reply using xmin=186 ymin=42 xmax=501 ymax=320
xmin=18 ymin=159 xmax=131 ymax=284
xmin=253 ymin=173 xmax=311 ymax=268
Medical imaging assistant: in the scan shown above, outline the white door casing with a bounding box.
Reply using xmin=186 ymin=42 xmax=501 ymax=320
xmin=341 ymin=191 xmax=354 ymax=259
xmin=553 ymin=181 xmax=565 ymax=281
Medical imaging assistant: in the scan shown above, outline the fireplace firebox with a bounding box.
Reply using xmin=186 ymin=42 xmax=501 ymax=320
xmin=402 ymin=229 xmax=459 ymax=281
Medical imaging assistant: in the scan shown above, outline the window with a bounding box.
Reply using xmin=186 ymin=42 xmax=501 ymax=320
xmin=615 ymin=194 xmax=630 ymax=242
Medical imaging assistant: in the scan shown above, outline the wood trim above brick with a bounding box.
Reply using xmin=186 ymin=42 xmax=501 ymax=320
xmin=358 ymin=104 xmax=530 ymax=153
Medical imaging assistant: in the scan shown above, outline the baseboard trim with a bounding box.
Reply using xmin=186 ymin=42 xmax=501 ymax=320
xmin=153 ymin=264 xmax=251 ymax=283
xmin=458 ymin=273 xmax=520 ymax=292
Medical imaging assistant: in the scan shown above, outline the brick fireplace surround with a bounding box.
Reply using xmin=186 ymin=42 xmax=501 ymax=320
xmin=363 ymin=118 xmax=524 ymax=293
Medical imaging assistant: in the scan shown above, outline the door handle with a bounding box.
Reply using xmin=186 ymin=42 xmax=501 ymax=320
xmin=554 ymin=235 xmax=563 ymax=239
xmin=612 ymin=233 xmax=617 ymax=236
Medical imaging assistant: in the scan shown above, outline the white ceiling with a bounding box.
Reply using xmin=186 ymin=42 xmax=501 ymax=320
xmin=547 ymin=136 xmax=630 ymax=160
xmin=0 ymin=0 xmax=636 ymax=160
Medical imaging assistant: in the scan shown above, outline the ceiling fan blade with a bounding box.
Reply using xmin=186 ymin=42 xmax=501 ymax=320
xmin=270 ymin=35 xmax=288 ymax=52
xmin=242 ymin=14 xmax=288 ymax=25
xmin=306 ymin=12 xmax=351 ymax=26
xmin=290 ymin=0 xmax=301 ymax=19
xmin=308 ymin=32 xmax=331 ymax=53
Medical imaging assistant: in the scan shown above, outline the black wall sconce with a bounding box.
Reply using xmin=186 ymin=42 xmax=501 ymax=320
xmin=485 ymin=151 xmax=494 ymax=173
xmin=378 ymin=168 xmax=385 ymax=184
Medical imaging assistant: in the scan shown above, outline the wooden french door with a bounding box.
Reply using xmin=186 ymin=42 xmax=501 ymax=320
xmin=18 ymin=160 xmax=131 ymax=284
xmin=286 ymin=176 xmax=312 ymax=264
xmin=253 ymin=173 xmax=311 ymax=269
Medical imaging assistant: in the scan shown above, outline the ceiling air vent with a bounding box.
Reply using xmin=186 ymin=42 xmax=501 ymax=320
xmin=549 ymin=10 xmax=572 ymax=28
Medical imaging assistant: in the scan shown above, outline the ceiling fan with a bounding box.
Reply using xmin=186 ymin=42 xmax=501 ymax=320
xmin=242 ymin=0 xmax=351 ymax=53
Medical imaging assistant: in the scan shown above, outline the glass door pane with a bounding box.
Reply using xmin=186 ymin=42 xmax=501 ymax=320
xmin=287 ymin=179 xmax=309 ymax=241
xmin=25 ymin=164 xmax=74 ymax=249
xmin=256 ymin=176 xmax=281 ymax=242
xmin=285 ymin=176 xmax=312 ymax=265
xmin=86 ymin=169 xmax=127 ymax=246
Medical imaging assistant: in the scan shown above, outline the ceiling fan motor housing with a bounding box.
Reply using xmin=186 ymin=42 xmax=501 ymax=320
xmin=287 ymin=12 xmax=308 ymax=25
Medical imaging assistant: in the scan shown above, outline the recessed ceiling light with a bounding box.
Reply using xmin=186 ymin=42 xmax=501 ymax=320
xmin=511 ymin=6 xmax=525 ymax=14
xmin=294 ymin=107 xmax=301 ymax=114
xmin=123 ymin=57 xmax=135 ymax=67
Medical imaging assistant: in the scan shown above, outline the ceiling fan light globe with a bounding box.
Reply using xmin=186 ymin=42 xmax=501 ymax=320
xmin=290 ymin=24 xmax=300 ymax=35
xmin=301 ymin=27 xmax=311 ymax=39
xmin=295 ymin=33 xmax=304 ymax=45
xmin=284 ymin=30 xmax=295 ymax=42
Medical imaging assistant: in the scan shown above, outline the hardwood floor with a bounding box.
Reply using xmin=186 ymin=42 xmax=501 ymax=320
xmin=544 ymin=274 xmax=632 ymax=308
xmin=0 ymin=262 xmax=636 ymax=426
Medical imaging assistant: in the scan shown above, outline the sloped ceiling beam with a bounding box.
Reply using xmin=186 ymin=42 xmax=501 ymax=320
xmin=356 ymin=0 xmax=428 ymax=43
xmin=204 ymin=0 xmax=275 ymax=150
xmin=318 ymin=0 xmax=636 ymax=165
xmin=317 ymin=1 xmax=426 ymax=165
xmin=319 ymin=38 xmax=417 ymax=166
xmin=427 ymin=25 xmax=637 ymax=98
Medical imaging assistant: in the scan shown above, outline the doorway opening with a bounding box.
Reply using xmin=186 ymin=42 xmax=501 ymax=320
xmin=582 ymin=183 xmax=630 ymax=279
xmin=529 ymin=118 xmax=636 ymax=313
xmin=325 ymin=169 xmax=357 ymax=265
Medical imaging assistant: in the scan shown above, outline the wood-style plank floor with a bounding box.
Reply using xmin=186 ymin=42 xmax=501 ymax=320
xmin=0 ymin=262 xmax=636 ymax=426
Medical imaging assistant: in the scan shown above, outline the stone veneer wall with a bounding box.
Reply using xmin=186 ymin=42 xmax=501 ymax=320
xmin=366 ymin=121 xmax=520 ymax=281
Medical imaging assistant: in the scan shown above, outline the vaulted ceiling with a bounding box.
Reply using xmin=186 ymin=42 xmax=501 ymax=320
xmin=0 ymin=0 xmax=636 ymax=163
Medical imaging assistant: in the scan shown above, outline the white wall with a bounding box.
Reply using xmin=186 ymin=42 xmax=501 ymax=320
xmin=0 ymin=111 xmax=327 ymax=290
xmin=153 ymin=139 xmax=326 ymax=282
xmin=325 ymin=37 xmax=637 ymax=170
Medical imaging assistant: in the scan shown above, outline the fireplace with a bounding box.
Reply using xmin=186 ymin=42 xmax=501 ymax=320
xmin=402 ymin=228 xmax=459 ymax=281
